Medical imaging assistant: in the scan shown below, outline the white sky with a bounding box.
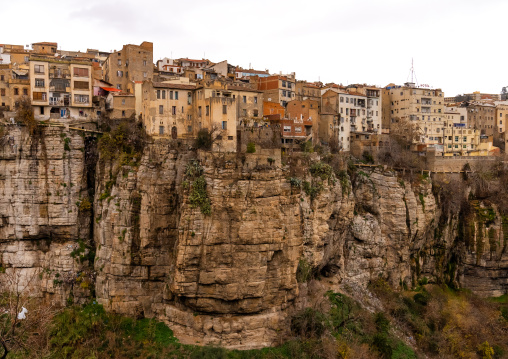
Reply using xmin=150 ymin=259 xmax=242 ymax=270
xmin=4 ymin=0 xmax=507 ymax=96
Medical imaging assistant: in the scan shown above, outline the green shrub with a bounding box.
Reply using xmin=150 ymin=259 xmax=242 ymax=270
xmin=309 ymin=162 xmax=333 ymax=180
xmin=290 ymin=308 xmax=328 ymax=338
xmin=296 ymin=259 xmax=312 ymax=283
xmin=189 ymin=176 xmax=211 ymax=215
xmin=246 ymin=142 xmax=256 ymax=153
xmin=194 ymin=128 xmax=213 ymax=150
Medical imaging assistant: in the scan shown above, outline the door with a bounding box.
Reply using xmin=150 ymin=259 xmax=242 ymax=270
xmin=171 ymin=126 xmax=177 ymax=139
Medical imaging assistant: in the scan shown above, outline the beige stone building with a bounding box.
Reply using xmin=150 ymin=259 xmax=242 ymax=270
xmin=465 ymin=102 xmax=496 ymax=136
xmin=106 ymin=92 xmax=136 ymax=119
xmin=29 ymin=58 xmax=93 ymax=122
xmin=495 ymin=101 xmax=508 ymax=134
xmin=384 ymin=83 xmax=445 ymax=146
xmin=295 ymin=81 xmax=321 ymax=103
xmin=321 ymin=87 xmax=381 ymax=151
xmin=257 ymin=73 xmax=296 ymax=107
xmin=103 ymin=42 xmax=153 ymax=93
xmin=141 ymin=80 xmax=196 ymax=138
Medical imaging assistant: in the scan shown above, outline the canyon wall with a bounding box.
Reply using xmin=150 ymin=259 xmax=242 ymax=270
xmin=1 ymin=126 xmax=507 ymax=348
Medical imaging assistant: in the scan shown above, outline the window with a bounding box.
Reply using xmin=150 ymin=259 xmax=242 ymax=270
xmin=228 ymin=136 xmax=233 ymax=140
xmin=74 ymin=94 xmax=89 ymax=103
xmin=116 ymin=84 xmax=121 ymax=90
xmin=253 ymin=109 xmax=258 ymax=117
xmin=198 ymin=106 xmax=202 ymax=117
xmin=455 ymin=136 xmax=459 ymax=142
xmin=34 ymin=65 xmax=44 ymax=74
xmin=169 ymin=91 xmax=173 ymax=100
xmin=23 ymin=88 xmax=28 ymax=96
xmin=73 ymin=67 xmax=89 ymax=77
xmin=346 ymin=98 xmax=349 ymax=103
xmin=346 ymin=108 xmax=349 ymax=115
xmin=223 ymin=105 xmax=227 ymax=114
xmin=0 ymin=89 xmax=5 ymax=96
xmin=295 ymin=126 xmax=302 ymax=133
xmin=222 ymin=121 xmax=227 ymax=130
xmin=159 ymin=105 xmax=163 ymax=114
xmin=159 ymin=126 xmax=164 ymax=135
xmin=33 ymin=92 xmax=47 ymax=101
xmin=143 ymin=60 xmax=147 ymax=66
xmin=206 ymin=105 xmax=209 ymax=116
xmin=122 ymin=110 xmax=126 ymax=117
xmin=283 ymin=126 xmax=291 ymax=132
xmin=463 ymin=136 xmax=467 ymax=142
xmin=282 ymin=90 xmax=286 ymax=97
xmin=243 ymin=95 xmax=246 ymax=103
xmin=143 ymin=72 xmax=147 ymax=78
xmin=187 ymin=125 xmax=192 ymax=132
xmin=118 ymin=59 xmax=122 ymax=66
xmin=175 ymin=91 xmax=179 ymax=100
xmin=24 ymin=56 xmax=29 ymax=63
xmin=254 ymin=96 xmax=258 ymax=104
xmin=122 ymin=99 xmax=126 ymax=105
xmin=242 ymin=109 xmax=247 ymax=116
xmin=74 ymin=81 xmax=89 ymax=90
xmin=282 ymin=80 xmax=286 ymax=87
xmin=35 ymin=78 xmax=45 ymax=87
xmin=0 ymin=75 xmax=3 ymax=81
xmin=156 ymin=90 xmax=160 ymax=99
xmin=14 ymin=88 xmax=19 ymax=95
xmin=172 ymin=106 xmax=176 ymax=115
xmin=340 ymin=108 xmax=343 ymax=114
xmin=117 ymin=70 xmax=123 ymax=77
xmin=188 ymin=92 xmax=192 ymax=105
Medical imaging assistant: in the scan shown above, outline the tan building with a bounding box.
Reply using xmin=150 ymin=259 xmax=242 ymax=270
xmin=286 ymin=99 xmax=319 ymax=142
xmin=106 ymin=92 xmax=136 ymax=119
xmin=29 ymin=58 xmax=93 ymax=122
xmin=465 ymin=102 xmax=496 ymax=136
xmin=384 ymin=83 xmax=445 ymax=146
xmin=495 ymin=101 xmax=508 ymax=134
xmin=227 ymin=83 xmax=263 ymax=127
xmin=141 ymin=80 xmax=196 ymax=138
xmin=257 ymin=73 xmax=295 ymax=107
xmin=321 ymin=87 xmax=381 ymax=151
xmin=0 ymin=63 xmax=30 ymax=110
xmin=443 ymin=126 xmax=480 ymax=156
xmin=295 ymin=81 xmax=321 ymax=103
xmin=32 ymin=42 xmax=57 ymax=56
xmin=103 ymin=42 xmax=153 ymax=93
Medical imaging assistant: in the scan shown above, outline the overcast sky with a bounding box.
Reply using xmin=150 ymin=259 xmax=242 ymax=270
xmin=3 ymin=0 xmax=507 ymax=96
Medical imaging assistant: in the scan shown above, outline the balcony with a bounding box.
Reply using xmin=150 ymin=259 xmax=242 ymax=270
xmin=9 ymin=78 xmax=30 ymax=85
xmin=49 ymin=86 xmax=70 ymax=93
xmin=49 ymin=72 xmax=70 ymax=79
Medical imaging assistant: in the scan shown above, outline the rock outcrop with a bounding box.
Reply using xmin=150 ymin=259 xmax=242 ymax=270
xmin=1 ymin=126 xmax=508 ymax=349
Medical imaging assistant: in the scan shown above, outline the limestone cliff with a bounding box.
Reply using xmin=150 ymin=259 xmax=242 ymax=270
xmin=0 ymin=125 xmax=94 ymax=303
xmin=1 ymin=126 xmax=508 ymax=349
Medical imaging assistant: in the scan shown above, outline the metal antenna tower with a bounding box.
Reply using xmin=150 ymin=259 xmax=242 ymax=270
xmin=407 ymin=58 xmax=418 ymax=87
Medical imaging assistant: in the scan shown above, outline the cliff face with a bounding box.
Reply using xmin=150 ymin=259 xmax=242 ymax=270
xmin=0 ymin=126 xmax=93 ymax=303
xmin=1 ymin=127 xmax=508 ymax=349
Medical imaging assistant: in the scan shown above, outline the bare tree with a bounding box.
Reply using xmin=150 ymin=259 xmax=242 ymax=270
xmin=390 ymin=116 xmax=422 ymax=148
xmin=0 ymin=269 xmax=56 ymax=358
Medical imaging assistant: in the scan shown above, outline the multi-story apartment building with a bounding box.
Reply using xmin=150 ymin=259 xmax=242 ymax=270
xmin=465 ymin=102 xmax=496 ymax=136
xmin=286 ymin=99 xmax=319 ymax=142
xmin=257 ymin=73 xmax=295 ymax=107
xmin=321 ymin=87 xmax=381 ymax=151
xmin=227 ymin=83 xmax=263 ymax=127
xmin=444 ymin=104 xmax=467 ymax=127
xmin=495 ymin=101 xmax=508 ymax=134
xmin=443 ymin=126 xmax=480 ymax=155
xmin=29 ymin=58 xmax=93 ymax=121
xmin=295 ymin=81 xmax=321 ymax=103
xmin=141 ymin=80 xmax=196 ymax=138
xmin=383 ymin=83 xmax=445 ymax=146
xmin=103 ymin=42 xmax=153 ymax=93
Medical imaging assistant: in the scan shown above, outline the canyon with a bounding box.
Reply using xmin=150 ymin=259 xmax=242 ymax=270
xmin=0 ymin=125 xmax=507 ymax=349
